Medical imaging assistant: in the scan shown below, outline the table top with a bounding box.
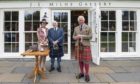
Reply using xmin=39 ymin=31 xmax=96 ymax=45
xmin=21 ymin=48 xmax=50 ymax=56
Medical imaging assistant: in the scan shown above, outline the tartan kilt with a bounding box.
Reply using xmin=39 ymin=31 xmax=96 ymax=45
xmin=75 ymin=46 xmax=92 ymax=63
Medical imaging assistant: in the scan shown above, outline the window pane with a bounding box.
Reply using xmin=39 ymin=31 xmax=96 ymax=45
xmin=122 ymin=32 xmax=128 ymax=41
xmin=25 ymin=33 xmax=32 ymax=42
xmin=101 ymin=32 xmax=107 ymax=42
xmin=4 ymin=22 xmax=11 ymax=31
xmin=109 ymin=11 xmax=115 ymax=20
xmin=122 ymin=11 xmax=129 ymax=20
xmin=61 ymin=12 xmax=68 ymax=22
xmin=64 ymin=44 xmax=68 ymax=53
xmin=33 ymin=22 xmax=40 ymax=31
xmin=12 ymin=43 xmax=19 ymax=52
xmin=4 ymin=12 xmax=11 ymax=21
xmin=101 ymin=11 xmax=108 ymax=20
xmin=101 ymin=43 xmax=107 ymax=52
xmin=109 ymin=43 xmax=115 ymax=52
xmin=25 ymin=43 xmax=32 ymax=50
xmin=54 ymin=12 xmax=61 ymax=22
xmin=122 ymin=21 xmax=129 ymax=31
xmin=4 ymin=43 xmax=11 ymax=52
xmin=130 ymin=21 xmax=137 ymax=31
xmin=64 ymin=33 xmax=68 ymax=43
xmin=129 ymin=32 xmax=136 ymax=41
xmin=12 ymin=11 xmax=18 ymax=21
xmin=60 ymin=23 xmax=68 ymax=33
xmin=122 ymin=42 xmax=128 ymax=52
xmin=33 ymin=33 xmax=38 ymax=42
xmin=109 ymin=21 xmax=116 ymax=31
xmin=129 ymin=42 xmax=136 ymax=52
xmin=101 ymin=21 xmax=108 ymax=31
xmin=25 ymin=22 xmax=32 ymax=31
xmin=12 ymin=22 xmax=18 ymax=31
xmin=12 ymin=33 xmax=19 ymax=42
xmin=109 ymin=32 xmax=115 ymax=41
xmin=33 ymin=11 xmax=40 ymax=20
xmin=25 ymin=11 xmax=32 ymax=20
xmin=4 ymin=33 xmax=11 ymax=42
xmin=130 ymin=11 xmax=136 ymax=20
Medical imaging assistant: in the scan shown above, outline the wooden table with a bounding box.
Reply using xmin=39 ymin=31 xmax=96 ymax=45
xmin=21 ymin=48 xmax=50 ymax=83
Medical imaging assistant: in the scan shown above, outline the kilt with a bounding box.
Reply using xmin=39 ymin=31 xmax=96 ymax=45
xmin=49 ymin=46 xmax=64 ymax=58
xmin=75 ymin=46 xmax=92 ymax=63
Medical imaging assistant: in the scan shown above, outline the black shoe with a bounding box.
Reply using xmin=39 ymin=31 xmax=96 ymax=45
xmin=85 ymin=75 xmax=90 ymax=82
xmin=49 ymin=67 xmax=55 ymax=72
xmin=76 ymin=73 xmax=84 ymax=79
xmin=57 ymin=67 xmax=61 ymax=72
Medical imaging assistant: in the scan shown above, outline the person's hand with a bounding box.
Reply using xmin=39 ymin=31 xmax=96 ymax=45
xmin=74 ymin=35 xmax=81 ymax=40
xmin=53 ymin=40 xmax=58 ymax=45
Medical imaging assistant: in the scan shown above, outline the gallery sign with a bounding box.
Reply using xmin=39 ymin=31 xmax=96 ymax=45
xmin=37 ymin=1 xmax=111 ymax=7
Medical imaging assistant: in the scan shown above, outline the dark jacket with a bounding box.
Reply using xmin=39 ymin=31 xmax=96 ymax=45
xmin=48 ymin=28 xmax=64 ymax=58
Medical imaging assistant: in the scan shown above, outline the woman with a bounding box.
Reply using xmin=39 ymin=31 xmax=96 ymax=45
xmin=37 ymin=19 xmax=48 ymax=72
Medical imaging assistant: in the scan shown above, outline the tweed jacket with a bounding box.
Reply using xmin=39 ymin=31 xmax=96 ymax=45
xmin=73 ymin=24 xmax=92 ymax=46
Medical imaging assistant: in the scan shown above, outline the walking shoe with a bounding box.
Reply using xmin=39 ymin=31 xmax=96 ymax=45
xmin=49 ymin=67 xmax=55 ymax=72
xmin=57 ymin=67 xmax=61 ymax=72
xmin=76 ymin=73 xmax=84 ymax=79
xmin=85 ymin=75 xmax=90 ymax=82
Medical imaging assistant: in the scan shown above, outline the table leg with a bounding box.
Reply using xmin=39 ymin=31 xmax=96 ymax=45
xmin=34 ymin=56 xmax=39 ymax=83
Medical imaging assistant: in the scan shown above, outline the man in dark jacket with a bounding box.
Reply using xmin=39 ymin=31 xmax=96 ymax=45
xmin=48 ymin=21 xmax=64 ymax=72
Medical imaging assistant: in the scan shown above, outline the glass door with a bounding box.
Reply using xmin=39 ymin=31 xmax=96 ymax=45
xmin=52 ymin=10 xmax=70 ymax=59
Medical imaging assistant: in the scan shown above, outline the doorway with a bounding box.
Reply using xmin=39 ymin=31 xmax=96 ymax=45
xmin=71 ymin=10 xmax=88 ymax=59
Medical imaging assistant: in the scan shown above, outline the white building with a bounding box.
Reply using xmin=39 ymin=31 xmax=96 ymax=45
xmin=0 ymin=0 xmax=140 ymax=65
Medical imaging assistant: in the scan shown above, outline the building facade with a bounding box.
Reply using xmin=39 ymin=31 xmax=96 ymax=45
xmin=0 ymin=0 xmax=140 ymax=65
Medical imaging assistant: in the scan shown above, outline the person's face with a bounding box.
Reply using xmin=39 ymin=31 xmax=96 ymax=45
xmin=41 ymin=21 xmax=47 ymax=27
xmin=53 ymin=22 xmax=58 ymax=27
xmin=78 ymin=18 xmax=85 ymax=25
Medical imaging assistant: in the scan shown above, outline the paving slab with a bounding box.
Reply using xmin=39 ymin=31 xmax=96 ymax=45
xmin=109 ymin=73 xmax=140 ymax=82
xmin=122 ymin=66 xmax=140 ymax=73
xmin=52 ymin=83 xmax=68 ymax=84
xmin=0 ymin=73 xmax=25 ymax=82
xmin=0 ymin=67 xmax=15 ymax=73
xmin=1 ymin=83 xmax=26 ymax=84
xmin=95 ymin=73 xmax=115 ymax=82
xmin=105 ymin=61 xmax=140 ymax=67
xmin=90 ymin=67 xmax=114 ymax=73
xmin=40 ymin=73 xmax=78 ymax=82
xmin=0 ymin=62 xmax=15 ymax=67
xmin=110 ymin=82 xmax=140 ymax=84
xmin=70 ymin=83 xmax=109 ymax=84
xmin=12 ymin=67 xmax=33 ymax=74
xmin=109 ymin=66 xmax=128 ymax=73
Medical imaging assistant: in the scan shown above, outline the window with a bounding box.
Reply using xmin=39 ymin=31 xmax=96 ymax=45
xmin=100 ymin=11 xmax=116 ymax=52
xmin=122 ymin=11 xmax=136 ymax=52
xmin=4 ymin=11 xmax=19 ymax=52
xmin=24 ymin=10 xmax=40 ymax=50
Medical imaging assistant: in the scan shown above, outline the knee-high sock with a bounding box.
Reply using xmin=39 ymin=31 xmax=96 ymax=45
xmin=85 ymin=63 xmax=89 ymax=75
xmin=79 ymin=61 xmax=84 ymax=74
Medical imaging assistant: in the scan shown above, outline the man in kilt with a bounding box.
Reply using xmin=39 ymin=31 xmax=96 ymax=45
xmin=48 ymin=21 xmax=64 ymax=72
xmin=73 ymin=16 xmax=92 ymax=82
